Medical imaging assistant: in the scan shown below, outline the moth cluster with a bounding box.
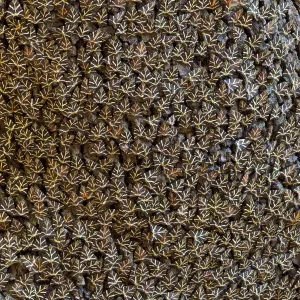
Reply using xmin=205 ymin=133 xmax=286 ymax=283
xmin=0 ymin=0 xmax=299 ymax=299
